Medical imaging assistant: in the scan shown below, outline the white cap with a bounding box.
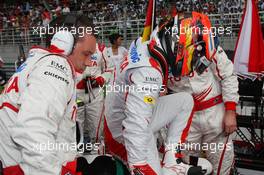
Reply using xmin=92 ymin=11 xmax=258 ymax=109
xmin=50 ymin=30 xmax=74 ymax=55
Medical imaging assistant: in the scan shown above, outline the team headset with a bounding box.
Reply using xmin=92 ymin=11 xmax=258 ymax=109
xmin=47 ymin=14 xmax=96 ymax=55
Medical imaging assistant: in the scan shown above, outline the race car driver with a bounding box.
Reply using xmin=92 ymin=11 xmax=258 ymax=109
xmin=0 ymin=15 xmax=97 ymax=175
xmin=76 ymin=43 xmax=108 ymax=145
xmin=158 ymin=12 xmax=239 ymax=175
xmin=104 ymin=35 xmax=213 ymax=174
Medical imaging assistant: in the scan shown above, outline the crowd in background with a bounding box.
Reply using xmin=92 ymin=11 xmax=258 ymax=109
xmin=0 ymin=1 xmax=71 ymax=31
xmin=0 ymin=0 xmax=263 ymax=31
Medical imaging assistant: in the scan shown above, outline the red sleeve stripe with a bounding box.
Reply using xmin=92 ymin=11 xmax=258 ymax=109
xmin=0 ymin=102 xmax=19 ymax=113
xmin=224 ymin=101 xmax=236 ymax=111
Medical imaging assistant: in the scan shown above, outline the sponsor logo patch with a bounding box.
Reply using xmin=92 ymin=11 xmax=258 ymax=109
xmin=44 ymin=71 xmax=69 ymax=84
xmin=91 ymin=54 xmax=98 ymax=60
xmin=144 ymin=96 xmax=156 ymax=104
xmin=145 ymin=76 xmax=159 ymax=83
xmin=49 ymin=60 xmax=68 ymax=75
xmin=16 ymin=63 xmax=27 ymax=72
xmin=130 ymin=46 xmax=140 ymax=63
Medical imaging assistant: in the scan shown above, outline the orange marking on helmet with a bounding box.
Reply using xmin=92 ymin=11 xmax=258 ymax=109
xmin=192 ymin=12 xmax=215 ymax=60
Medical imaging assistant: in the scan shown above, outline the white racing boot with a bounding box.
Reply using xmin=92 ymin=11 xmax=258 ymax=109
xmin=161 ymin=150 xmax=213 ymax=175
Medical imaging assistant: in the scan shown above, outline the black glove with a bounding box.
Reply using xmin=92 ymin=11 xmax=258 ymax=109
xmin=0 ymin=160 xmax=3 ymax=175
xmin=76 ymin=157 xmax=91 ymax=175
xmin=77 ymin=155 xmax=131 ymax=175
xmin=89 ymin=156 xmax=116 ymax=175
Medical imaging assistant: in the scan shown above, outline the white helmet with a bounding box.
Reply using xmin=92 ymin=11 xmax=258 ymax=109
xmin=50 ymin=30 xmax=74 ymax=55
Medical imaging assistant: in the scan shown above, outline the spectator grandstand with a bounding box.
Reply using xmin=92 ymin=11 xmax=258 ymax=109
xmin=0 ymin=0 xmax=263 ymax=84
xmin=0 ymin=0 xmax=263 ymax=71
xmin=1 ymin=0 xmax=264 ymax=28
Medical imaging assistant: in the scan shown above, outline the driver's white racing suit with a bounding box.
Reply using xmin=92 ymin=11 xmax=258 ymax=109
xmin=0 ymin=47 xmax=79 ymax=175
xmin=104 ymin=41 xmax=195 ymax=174
xmin=167 ymin=46 xmax=239 ymax=175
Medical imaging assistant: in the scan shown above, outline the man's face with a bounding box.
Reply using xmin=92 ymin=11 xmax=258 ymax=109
xmin=116 ymin=37 xmax=123 ymax=46
xmin=69 ymin=34 xmax=96 ymax=71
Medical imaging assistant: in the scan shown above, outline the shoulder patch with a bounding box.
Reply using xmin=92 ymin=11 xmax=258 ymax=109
xmin=16 ymin=63 xmax=27 ymax=72
xmin=130 ymin=45 xmax=140 ymax=63
xmin=91 ymin=53 xmax=98 ymax=60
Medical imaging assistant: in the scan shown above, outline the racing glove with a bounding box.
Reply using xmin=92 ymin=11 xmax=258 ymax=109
xmin=131 ymin=164 xmax=157 ymax=175
xmin=61 ymin=157 xmax=91 ymax=175
xmin=61 ymin=160 xmax=82 ymax=175
xmin=76 ymin=157 xmax=90 ymax=175
xmin=90 ymin=76 xmax=105 ymax=88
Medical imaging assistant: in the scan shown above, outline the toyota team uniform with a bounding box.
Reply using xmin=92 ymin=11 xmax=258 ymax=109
xmin=167 ymin=46 xmax=239 ymax=175
xmin=76 ymin=43 xmax=109 ymax=143
xmin=104 ymin=39 xmax=208 ymax=175
xmin=0 ymin=47 xmax=79 ymax=175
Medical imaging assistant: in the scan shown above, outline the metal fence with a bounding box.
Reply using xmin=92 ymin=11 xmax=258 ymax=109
xmin=0 ymin=11 xmax=263 ymax=48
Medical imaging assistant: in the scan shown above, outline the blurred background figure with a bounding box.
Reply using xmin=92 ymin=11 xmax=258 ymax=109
xmin=42 ymin=8 xmax=51 ymax=26
xmin=62 ymin=3 xmax=71 ymax=14
xmin=103 ymin=33 xmax=127 ymax=79
xmin=0 ymin=57 xmax=7 ymax=92
xmin=76 ymin=43 xmax=108 ymax=150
